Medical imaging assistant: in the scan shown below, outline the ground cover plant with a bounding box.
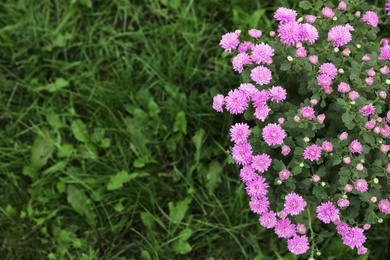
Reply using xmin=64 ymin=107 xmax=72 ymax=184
xmin=0 ymin=0 xmax=389 ymax=259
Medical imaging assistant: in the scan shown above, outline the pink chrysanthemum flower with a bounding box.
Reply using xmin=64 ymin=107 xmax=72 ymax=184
xmin=378 ymin=199 xmax=390 ymax=214
xmin=328 ymin=25 xmax=352 ymax=47
xmin=251 ymin=66 xmax=272 ymax=85
xmin=357 ymin=247 xmax=368 ymax=255
xmin=380 ymin=144 xmax=390 ymax=154
xmin=287 ymin=235 xmax=309 ymax=255
xmin=259 ymin=211 xmax=277 ymax=228
xmin=220 ymin=32 xmax=240 ymax=52
xmin=274 ymin=7 xmax=298 ymax=23
xmin=230 ymin=123 xmax=251 ymax=144
xmin=251 ymin=153 xmax=272 ymax=173
xmin=300 ymin=24 xmax=318 ymax=44
xmin=232 ymin=53 xmax=252 ymax=73
xmin=322 ymin=7 xmax=334 ymax=18
xmin=342 ymin=227 xmax=366 ymax=249
xmin=348 ymin=91 xmax=360 ymax=100
xmin=379 ymin=45 xmax=390 ymax=61
xmin=322 ymin=141 xmax=333 ymax=152
xmin=251 ymin=43 xmax=275 ymax=64
xmin=296 ymin=224 xmax=306 ymax=234
xmin=239 ymin=165 xmax=257 ymax=183
xmin=232 ymin=142 xmax=253 ymax=165
xmin=336 ymin=222 xmax=350 ymax=236
xmin=345 ymin=23 xmax=354 ymax=31
xmin=319 ymin=63 xmax=338 ymax=79
xmin=349 ymin=139 xmax=363 ymax=154
xmin=245 ymin=175 xmax=269 ymax=198
xmin=309 ymin=55 xmax=318 ymax=64
xmin=362 ymin=11 xmax=379 ymax=27
xmin=281 ymin=145 xmax=291 ymax=156
xmin=278 ymin=21 xmax=302 ymax=46
xmin=248 ymin=29 xmax=262 ymax=39
xmin=296 ymin=47 xmax=307 ymax=58
xmin=249 ymin=197 xmax=269 ymax=214
xmin=317 ymin=74 xmax=332 ymax=89
xmin=367 ymin=68 xmax=375 ymax=77
xmin=365 ymin=119 xmax=376 ymax=130
xmin=338 ymin=1 xmax=347 ymax=10
xmin=254 ymin=104 xmax=270 ymax=122
xmin=337 ymin=198 xmax=350 ymax=208
xmin=269 ymin=86 xmax=287 ymax=102
xmin=380 ymin=124 xmax=390 ymax=137
xmin=360 ymin=104 xmax=375 ymax=116
xmin=338 ymin=82 xmax=350 ymax=93
xmin=388 ymin=111 xmax=390 ymax=123
xmin=238 ymin=41 xmax=254 ymax=53
xmin=252 ymin=89 xmax=270 ymax=108
xmin=303 ymin=144 xmax=322 ymax=161
xmin=262 ymin=123 xmax=286 ymax=146
xmin=381 ymin=66 xmax=390 ymax=75
xmin=212 ymin=94 xmax=224 ymax=112
xmin=225 ymin=89 xmax=248 ymax=114
xmin=386 ymin=0 xmax=390 ymax=15
xmin=306 ymin=15 xmax=316 ymax=24
xmin=239 ymin=83 xmax=257 ymax=98
xmin=279 ymin=169 xmax=291 ymax=180
xmin=365 ymin=77 xmax=374 ymax=85
xmin=316 ymin=201 xmax=339 ymax=223
xmin=274 ymin=218 xmax=296 ymax=239
xmin=300 ymin=106 xmax=315 ymax=120
xmin=284 ymin=193 xmax=307 ymax=216
xmin=354 ymin=179 xmax=368 ymax=192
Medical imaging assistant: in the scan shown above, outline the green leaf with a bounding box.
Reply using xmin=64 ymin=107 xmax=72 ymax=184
xmin=363 ymin=132 xmax=375 ymax=144
xmin=178 ymin=228 xmax=193 ymax=241
xmin=42 ymin=78 xmax=69 ymax=92
xmin=67 ymin=185 xmax=88 ymax=216
xmin=140 ymin=250 xmax=152 ymax=260
xmin=173 ymin=111 xmax=187 ymax=134
xmin=78 ymin=0 xmax=92 ymax=8
xmin=280 ymin=62 xmax=291 ymax=71
xmin=249 ymin=9 xmax=265 ymax=29
xmin=341 ymin=112 xmax=355 ymax=126
xmin=172 ymin=239 xmax=192 ymax=254
xmin=206 ymin=161 xmax=222 ymax=194
xmin=313 ymin=185 xmax=327 ymax=200
xmin=169 ymin=196 xmax=192 ymax=223
xmin=31 ymin=132 xmax=54 ymax=169
xmin=140 ymin=211 xmax=156 ymax=229
xmin=71 ymin=119 xmax=90 ymax=143
xmin=299 ymin=1 xmax=312 ymax=10
xmin=192 ymin=128 xmax=205 ymax=163
xmin=107 ymin=171 xmax=149 ymax=190
xmin=46 ymin=109 xmax=65 ymax=129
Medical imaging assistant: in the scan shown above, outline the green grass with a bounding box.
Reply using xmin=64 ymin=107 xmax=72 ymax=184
xmin=0 ymin=0 xmax=389 ymax=259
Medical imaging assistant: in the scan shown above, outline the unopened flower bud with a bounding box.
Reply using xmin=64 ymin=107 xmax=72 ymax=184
xmin=311 ymin=99 xmax=318 ymax=105
xmin=342 ymin=194 xmax=348 ymax=199
xmin=332 ymin=16 xmax=337 ymax=21
xmin=356 ymin=163 xmax=364 ymax=171
xmin=287 ymin=56 xmax=293 ymax=61
xmin=350 ymin=100 xmax=355 ymax=105
xmin=370 ymin=196 xmax=377 ymax=203
xmin=278 ymin=117 xmax=285 ymax=124
xmin=355 ymin=11 xmax=361 ymax=18
xmin=299 ymin=163 xmax=304 ymax=167
xmin=303 ymin=137 xmax=310 ymax=143
xmin=343 ymin=157 xmax=351 ymax=164
xmin=360 ymin=159 xmax=365 ymax=163
xmin=321 ymin=182 xmax=326 ymax=187
xmin=340 ymin=132 xmax=348 ymax=140
xmin=316 ymin=252 xmax=321 ymax=256
xmin=386 ymin=79 xmax=390 ymax=84
xmin=338 ymin=68 xmax=344 ymax=74
xmin=362 ymin=54 xmax=370 ymax=61
xmin=277 ymin=180 xmax=282 ymax=185
xmin=379 ymin=91 xmax=387 ymax=99
xmin=334 ymin=47 xmax=339 ymax=52
xmin=378 ymin=218 xmax=383 ymax=223
xmin=294 ymin=116 xmax=300 ymax=122
xmin=342 ymin=48 xmax=351 ymax=56
xmin=363 ymin=224 xmax=371 ymax=230
xmin=270 ymin=31 xmax=276 ymax=37
xmin=297 ymin=17 xmax=303 ymax=23
xmin=312 ymin=174 xmax=320 ymax=182
xmin=373 ymin=178 xmax=379 ymax=184
xmin=356 ymin=44 xmax=361 ymax=49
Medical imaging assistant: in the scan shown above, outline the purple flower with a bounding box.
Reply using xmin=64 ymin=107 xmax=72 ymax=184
xmin=239 ymin=83 xmax=257 ymax=98
xmin=237 ymin=41 xmax=254 ymax=53
xmin=251 ymin=153 xmax=272 ymax=173
xmin=230 ymin=123 xmax=251 ymax=144
xmin=245 ymin=175 xmax=269 ymax=198
xmin=274 ymin=218 xmax=296 ymax=238
xmin=249 ymin=197 xmax=269 ymax=214
xmin=262 ymin=123 xmax=286 ymax=146
xmin=319 ymin=63 xmax=338 ymax=79
xmin=296 ymin=47 xmax=307 ymax=58
xmin=338 ymin=82 xmax=350 ymax=93
xmin=303 ymin=144 xmax=322 ymax=161
xmin=379 ymin=45 xmax=390 ymax=61
xmin=274 ymin=7 xmax=297 ymax=23
xmin=322 ymin=141 xmax=333 ymax=152
xmin=360 ymin=104 xmax=375 ymax=116
xmin=362 ymin=11 xmax=379 ymax=27
xmin=287 ymin=235 xmax=309 ymax=255
xmin=378 ymin=199 xmax=390 ymax=214
xmin=259 ymin=211 xmax=277 ymax=228
xmin=349 ymin=139 xmax=363 ymax=154
xmin=316 ymin=201 xmax=339 ymax=223
xmin=284 ymin=193 xmax=307 ymax=215
xmin=220 ymin=32 xmax=240 ymax=52
xmin=328 ymin=25 xmax=352 ymax=47
xmin=354 ymin=179 xmax=368 ymax=192
xmin=254 ymin=104 xmax=270 ymax=121
xmin=300 ymin=24 xmax=318 ymax=44
xmin=232 ymin=53 xmax=252 ymax=73
xmin=386 ymin=0 xmax=390 ymax=15
xmin=342 ymin=227 xmax=366 ymax=249
xmin=212 ymin=94 xmax=224 ymax=112
xmin=279 ymin=169 xmax=291 ymax=180
xmin=251 ymin=43 xmax=275 ymax=64
xmin=306 ymin=15 xmax=316 ymax=24
xmin=301 ymin=106 xmax=315 ymax=120
xmin=251 ymin=66 xmax=272 ymax=85
xmin=248 ymin=29 xmax=262 ymax=39
xmin=278 ymin=21 xmax=302 ymax=46
xmin=337 ymin=198 xmax=350 ymax=208
xmin=269 ymin=86 xmax=287 ymax=102
xmin=239 ymin=165 xmax=257 ymax=183
xmin=225 ymin=89 xmax=248 ymax=114
xmin=232 ymin=142 xmax=253 ymax=165
xmin=322 ymin=7 xmax=334 ymax=18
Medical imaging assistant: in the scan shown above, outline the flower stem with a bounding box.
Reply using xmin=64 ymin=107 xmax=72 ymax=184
xmin=307 ymin=207 xmax=315 ymax=258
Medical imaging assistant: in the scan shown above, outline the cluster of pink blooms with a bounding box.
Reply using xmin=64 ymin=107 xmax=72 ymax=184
xmin=215 ymin=1 xmax=390 ymax=256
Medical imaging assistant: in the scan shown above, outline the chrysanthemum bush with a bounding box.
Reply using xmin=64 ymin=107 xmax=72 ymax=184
xmin=213 ymin=0 xmax=390 ymax=257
